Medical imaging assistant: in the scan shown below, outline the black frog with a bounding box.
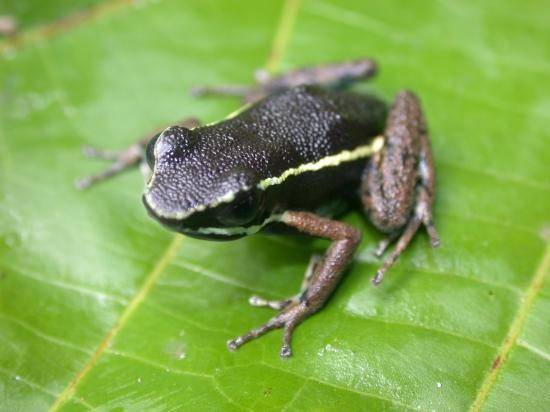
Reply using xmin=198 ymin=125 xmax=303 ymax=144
xmin=78 ymin=59 xmax=440 ymax=358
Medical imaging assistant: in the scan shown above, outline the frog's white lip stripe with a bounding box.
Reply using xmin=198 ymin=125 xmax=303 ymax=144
xmin=183 ymin=214 xmax=282 ymax=237
xmin=144 ymin=189 xmax=244 ymax=220
xmin=145 ymin=136 xmax=384 ymax=220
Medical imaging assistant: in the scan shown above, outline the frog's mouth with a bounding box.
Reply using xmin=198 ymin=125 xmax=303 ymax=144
xmin=143 ymin=194 xmax=280 ymax=241
xmin=142 ymin=192 xmax=212 ymax=226
xmin=142 ymin=186 xmax=243 ymax=221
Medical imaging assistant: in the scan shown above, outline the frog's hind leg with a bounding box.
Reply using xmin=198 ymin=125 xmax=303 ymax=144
xmin=191 ymin=58 xmax=378 ymax=104
xmin=75 ymin=117 xmax=200 ymax=190
xmin=362 ymin=90 xmax=439 ymax=286
xmin=253 ymin=58 xmax=378 ymax=93
xmin=371 ymin=157 xmax=440 ymax=286
xmin=228 ymin=212 xmax=361 ymax=358
xmin=189 ymin=84 xmax=254 ymax=99
xmin=248 ymin=254 xmax=322 ymax=310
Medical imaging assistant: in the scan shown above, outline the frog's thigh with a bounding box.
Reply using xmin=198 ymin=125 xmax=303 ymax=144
xmin=191 ymin=59 xmax=378 ymax=104
xmin=361 ymin=90 xmax=424 ymax=233
xmin=360 ymin=91 xmax=439 ymax=285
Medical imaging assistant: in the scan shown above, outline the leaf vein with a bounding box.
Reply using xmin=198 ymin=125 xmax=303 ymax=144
xmin=305 ymin=1 xmax=550 ymax=75
xmin=47 ymin=234 xmax=184 ymax=411
xmin=355 ymin=258 xmax=521 ymax=294
xmin=144 ymin=300 xmax=234 ymax=335
xmin=516 ymin=339 xmax=550 ymax=362
xmin=5 ymin=263 xmax=129 ymax=305
xmin=469 ymin=244 xmax=550 ymax=410
xmin=260 ymin=362 xmax=419 ymax=410
xmin=0 ymin=366 xmax=58 ymax=398
xmin=170 ymin=259 xmax=283 ymax=297
xmin=0 ymin=314 xmax=93 ymax=355
xmin=439 ymin=211 xmax=540 ymax=238
xmin=344 ymin=312 xmax=497 ymax=349
xmin=106 ymin=349 xmax=213 ymax=379
xmin=281 ymin=381 xmax=308 ymax=411
xmin=265 ymin=0 xmax=302 ymax=72
xmin=440 ymin=160 xmax=550 ymax=192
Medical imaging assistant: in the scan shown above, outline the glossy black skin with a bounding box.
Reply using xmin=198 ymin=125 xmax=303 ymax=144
xmin=143 ymin=85 xmax=387 ymax=238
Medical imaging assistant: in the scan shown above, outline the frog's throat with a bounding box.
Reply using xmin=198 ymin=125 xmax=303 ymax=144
xmin=144 ymin=136 xmax=385 ymax=220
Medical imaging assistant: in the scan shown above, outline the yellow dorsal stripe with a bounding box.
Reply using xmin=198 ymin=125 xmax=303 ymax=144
xmin=258 ymin=136 xmax=384 ymax=190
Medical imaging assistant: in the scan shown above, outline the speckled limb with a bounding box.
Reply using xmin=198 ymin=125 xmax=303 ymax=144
xmin=362 ymin=91 xmax=440 ymax=285
xmin=75 ymin=117 xmax=200 ymax=190
xmin=248 ymin=254 xmax=322 ymax=310
xmin=227 ymin=212 xmax=361 ymax=358
xmin=191 ymin=58 xmax=378 ymax=103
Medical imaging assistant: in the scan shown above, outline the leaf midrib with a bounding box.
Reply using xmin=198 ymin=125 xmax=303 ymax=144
xmin=48 ymin=234 xmax=184 ymax=411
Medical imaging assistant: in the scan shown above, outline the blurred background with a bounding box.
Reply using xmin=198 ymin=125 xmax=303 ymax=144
xmin=1 ymin=0 xmax=549 ymax=410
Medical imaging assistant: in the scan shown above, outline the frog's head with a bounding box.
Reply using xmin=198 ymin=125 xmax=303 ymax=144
xmin=142 ymin=126 xmax=267 ymax=240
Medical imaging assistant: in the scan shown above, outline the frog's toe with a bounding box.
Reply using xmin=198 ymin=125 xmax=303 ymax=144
xmin=226 ymin=315 xmax=284 ymax=352
xmin=248 ymin=294 xmax=294 ymax=310
xmin=425 ymin=220 xmax=440 ymax=247
xmin=81 ymin=145 xmax=120 ymax=160
xmin=227 ymin=300 xmax=312 ymax=358
xmin=76 ymin=143 xmax=143 ymax=190
xmin=279 ymin=344 xmax=292 ymax=358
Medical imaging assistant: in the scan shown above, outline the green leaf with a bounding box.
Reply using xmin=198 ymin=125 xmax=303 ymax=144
xmin=1 ymin=0 xmax=549 ymax=410
xmin=0 ymin=0 xmax=103 ymax=32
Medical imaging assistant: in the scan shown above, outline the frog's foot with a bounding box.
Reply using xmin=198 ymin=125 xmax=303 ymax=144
xmin=248 ymin=254 xmax=322 ymax=311
xmin=374 ymin=234 xmax=398 ymax=257
xmin=228 ymin=212 xmax=360 ymax=358
xmin=361 ymin=91 xmax=440 ymax=286
xmin=227 ymin=300 xmax=311 ymax=358
xmin=248 ymin=295 xmax=295 ymax=311
xmin=372 ymin=186 xmax=440 ymax=286
xmin=247 ymin=275 xmax=313 ymax=312
xmin=75 ymin=117 xmax=200 ymax=190
xmin=189 ymin=84 xmax=253 ymax=99
xmin=75 ymin=142 xmax=145 ymax=190
xmin=229 ymin=247 xmax=349 ymax=358
xmin=372 ymin=178 xmax=440 ymax=286
xmin=191 ymin=58 xmax=378 ymax=104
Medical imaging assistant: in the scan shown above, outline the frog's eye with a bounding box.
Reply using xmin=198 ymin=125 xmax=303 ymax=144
xmin=217 ymin=190 xmax=260 ymax=227
xmin=146 ymin=134 xmax=160 ymax=170
xmin=148 ymin=127 xmax=195 ymax=169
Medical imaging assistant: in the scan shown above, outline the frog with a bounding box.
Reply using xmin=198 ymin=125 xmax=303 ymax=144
xmin=77 ymin=59 xmax=440 ymax=358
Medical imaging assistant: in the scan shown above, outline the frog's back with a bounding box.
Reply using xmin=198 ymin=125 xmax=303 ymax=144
xmin=206 ymin=85 xmax=387 ymax=179
xmin=201 ymin=86 xmax=388 ymax=214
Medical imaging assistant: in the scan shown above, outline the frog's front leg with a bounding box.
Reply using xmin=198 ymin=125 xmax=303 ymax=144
xmin=191 ymin=58 xmax=378 ymax=104
xmin=362 ymin=90 xmax=440 ymax=285
xmin=75 ymin=117 xmax=200 ymax=190
xmin=227 ymin=212 xmax=361 ymax=358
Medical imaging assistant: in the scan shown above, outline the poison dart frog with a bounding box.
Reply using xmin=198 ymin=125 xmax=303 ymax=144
xmin=77 ymin=59 xmax=440 ymax=358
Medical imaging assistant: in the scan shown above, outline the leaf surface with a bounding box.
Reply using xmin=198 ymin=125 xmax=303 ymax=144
xmin=0 ymin=0 xmax=549 ymax=410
